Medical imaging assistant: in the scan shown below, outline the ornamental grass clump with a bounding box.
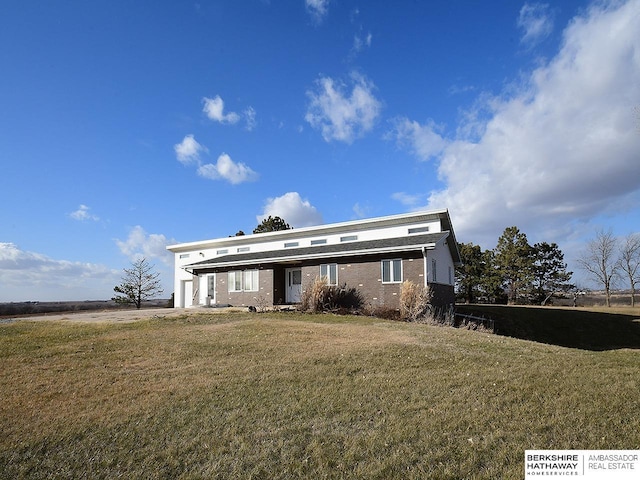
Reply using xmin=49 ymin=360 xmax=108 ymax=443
xmin=399 ymin=280 xmax=432 ymax=322
xmin=300 ymin=277 xmax=364 ymax=313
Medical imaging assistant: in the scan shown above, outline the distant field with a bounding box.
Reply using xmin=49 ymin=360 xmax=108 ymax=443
xmin=1 ymin=310 xmax=638 ymax=479
xmin=0 ymin=299 xmax=171 ymax=318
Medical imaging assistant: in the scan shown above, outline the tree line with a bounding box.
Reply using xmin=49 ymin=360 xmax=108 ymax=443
xmin=457 ymin=227 xmax=640 ymax=307
xmin=577 ymin=230 xmax=640 ymax=307
xmin=456 ymin=227 xmax=573 ymax=305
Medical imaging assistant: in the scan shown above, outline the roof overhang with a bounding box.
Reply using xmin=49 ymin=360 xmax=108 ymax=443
xmin=167 ymin=208 xmax=451 ymax=254
xmin=183 ymin=232 xmax=447 ymax=273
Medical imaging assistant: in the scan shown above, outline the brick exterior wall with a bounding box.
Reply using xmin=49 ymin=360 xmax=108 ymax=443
xmin=215 ymin=268 xmax=274 ymax=307
xmin=299 ymin=256 xmax=425 ymax=309
xmin=210 ymin=254 xmax=455 ymax=310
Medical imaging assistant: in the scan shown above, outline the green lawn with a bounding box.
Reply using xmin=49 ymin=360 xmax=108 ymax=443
xmin=1 ymin=311 xmax=638 ymax=479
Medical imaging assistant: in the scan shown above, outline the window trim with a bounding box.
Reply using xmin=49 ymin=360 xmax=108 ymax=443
xmin=320 ymin=263 xmax=338 ymax=286
xmin=381 ymin=259 xmax=403 ymax=284
xmin=228 ymin=270 xmax=259 ymax=292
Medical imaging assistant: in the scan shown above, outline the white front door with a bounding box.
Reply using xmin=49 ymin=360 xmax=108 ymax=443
xmin=285 ymin=268 xmax=302 ymax=303
xmin=181 ymin=280 xmax=193 ymax=308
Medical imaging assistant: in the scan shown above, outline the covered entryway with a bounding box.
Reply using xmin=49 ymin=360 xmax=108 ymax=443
xmin=285 ymin=268 xmax=302 ymax=303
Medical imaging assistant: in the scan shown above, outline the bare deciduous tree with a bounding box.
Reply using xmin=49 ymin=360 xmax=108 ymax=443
xmin=617 ymin=233 xmax=640 ymax=307
xmin=577 ymin=230 xmax=619 ymax=307
xmin=113 ymin=258 xmax=164 ymax=309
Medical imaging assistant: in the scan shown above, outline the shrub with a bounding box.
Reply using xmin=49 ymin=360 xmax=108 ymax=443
xmin=399 ymin=281 xmax=432 ymax=321
xmin=300 ymin=277 xmax=364 ymax=313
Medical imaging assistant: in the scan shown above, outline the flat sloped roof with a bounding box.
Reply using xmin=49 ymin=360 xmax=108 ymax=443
xmin=184 ymin=232 xmax=449 ymax=271
xmin=167 ymin=209 xmax=454 ymax=253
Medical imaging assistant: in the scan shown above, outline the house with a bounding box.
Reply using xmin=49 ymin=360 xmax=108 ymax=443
xmin=166 ymin=209 xmax=461 ymax=310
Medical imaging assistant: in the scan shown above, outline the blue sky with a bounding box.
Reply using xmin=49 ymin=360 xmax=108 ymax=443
xmin=1 ymin=0 xmax=639 ymax=301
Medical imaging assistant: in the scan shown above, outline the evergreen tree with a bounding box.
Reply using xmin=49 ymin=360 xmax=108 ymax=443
xmin=480 ymin=249 xmax=508 ymax=304
xmin=253 ymin=216 xmax=291 ymax=234
xmin=531 ymin=242 xmax=573 ymax=305
xmin=456 ymin=242 xmax=484 ymax=303
xmin=494 ymin=226 xmax=533 ymax=304
xmin=456 ymin=243 xmax=506 ymax=304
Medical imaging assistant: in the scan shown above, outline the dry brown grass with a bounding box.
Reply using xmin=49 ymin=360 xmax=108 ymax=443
xmin=399 ymin=280 xmax=432 ymax=321
xmin=1 ymin=311 xmax=639 ymax=479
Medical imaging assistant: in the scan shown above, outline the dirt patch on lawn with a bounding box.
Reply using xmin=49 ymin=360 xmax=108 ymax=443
xmin=1 ymin=307 xmax=248 ymax=324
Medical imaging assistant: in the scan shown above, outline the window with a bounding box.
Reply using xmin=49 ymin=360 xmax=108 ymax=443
xmin=448 ymin=266 xmax=452 ymax=285
xmin=228 ymin=270 xmax=259 ymax=292
xmin=382 ymin=259 xmax=402 ymax=283
xmin=244 ymin=270 xmax=259 ymax=291
xmin=179 ymin=253 xmax=190 ymax=259
xmin=408 ymin=226 xmax=429 ymax=234
xmin=216 ymin=249 xmax=228 ymax=255
xmin=228 ymin=271 xmax=242 ymax=292
xmin=431 ymin=259 xmax=437 ymax=282
xmin=207 ymin=275 xmax=215 ymax=297
xmin=284 ymin=242 xmax=299 ymax=248
xmin=237 ymin=247 xmax=250 ymax=253
xmin=320 ymin=263 xmax=338 ymax=286
xmin=311 ymin=239 xmax=327 ymax=245
xmin=340 ymin=235 xmax=358 ymax=242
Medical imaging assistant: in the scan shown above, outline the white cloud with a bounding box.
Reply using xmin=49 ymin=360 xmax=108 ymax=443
xmin=388 ymin=117 xmax=447 ymax=161
xmin=115 ymin=226 xmax=175 ymax=266
xmin=352 ymin=202 xmax=370 ymax=219
xmin=202 ymin=95 xmax=241 ymax=124
xmin=518 ymin=3 xmax=554 ymax=46
xmin=306 ymin=0 xmax=329 ymax=23
xmin=174 ymin=134 xmax=207 ymax=165
xmin=351 ymin=31 xmax=372 ymax=57
xmin=305 ymin=72 xmax=382 ymax=143
xmin=0 ymin=243 xmax=120 ymax=302
xmin=257 ymin=192 xmax=323 ymax=228
xmin=391 ymin=192 xmax=424 ymax=208
xmin=69 ymin=204 xmax=99 ymax=221
xmin=244 ymin=106 xmax=257 ymax=131
xmin=174 ymin=136 xmax=259 ymax=185
xmin=197 ymin=153 xmax=259 ymax=185
xmin=414 ymin=0 xmax=640 ymax=246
